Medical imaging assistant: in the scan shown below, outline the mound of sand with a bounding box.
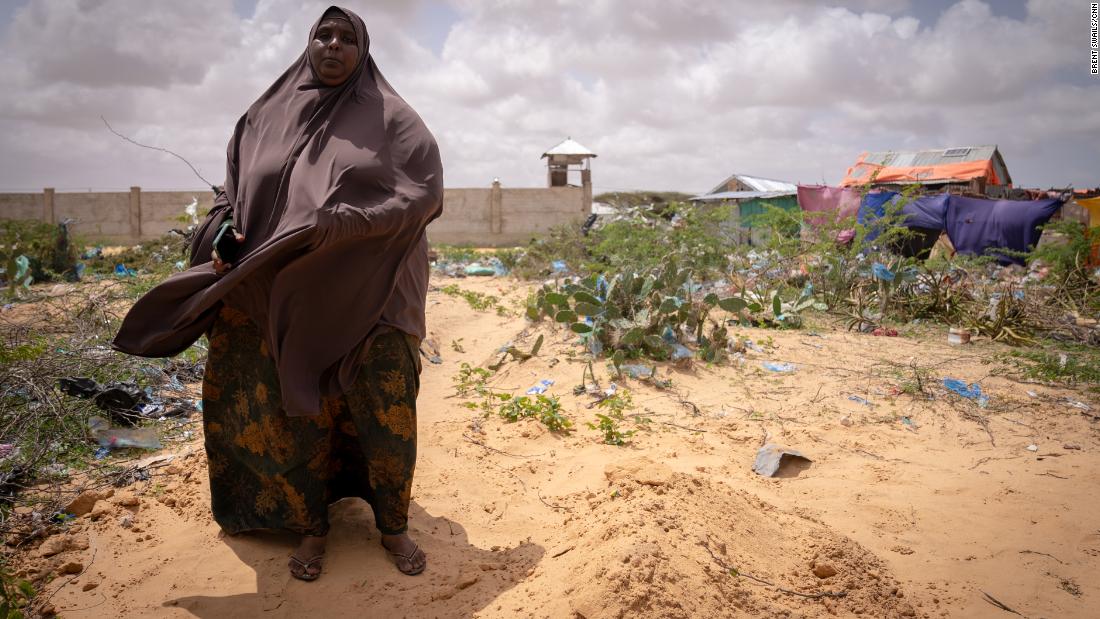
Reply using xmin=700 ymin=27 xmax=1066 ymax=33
xmin=538 ymin=457 xmax=916 ymax=618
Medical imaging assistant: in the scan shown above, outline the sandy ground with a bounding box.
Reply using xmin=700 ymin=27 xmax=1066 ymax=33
xmin=15 ymin=274 xmax=1100 ymax=618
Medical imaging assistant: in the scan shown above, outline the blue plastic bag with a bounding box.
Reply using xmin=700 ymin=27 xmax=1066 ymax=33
xmin=762 ymin=361 xmax=796 ymax=373
xmin=871 ymin=262 xmax=895 ymax=282
xmin=526 ymin=379 xmax=554 ymax=395
xmin=943 ymin=378 xmax=990 ymax=407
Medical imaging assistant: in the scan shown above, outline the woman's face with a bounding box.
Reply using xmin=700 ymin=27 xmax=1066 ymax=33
xmin=309 ymin=16 xmax=359 ymax=86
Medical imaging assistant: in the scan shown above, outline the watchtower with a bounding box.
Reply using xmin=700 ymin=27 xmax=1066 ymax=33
xmin=541 ymin=137 xmax=596 ymax=188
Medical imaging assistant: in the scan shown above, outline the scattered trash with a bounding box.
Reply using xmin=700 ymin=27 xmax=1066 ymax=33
xmin=848 ymin=395 xmax=873 ymax=407
xmin=1063 ymin=443 xmax=1081 ymax=450
xmin=662 ymin=327 xmax=693 ymax=363
xmin=1063 ymin=399 xmax=1092 ymax=411
xmin=762 ymin=361 xmax=796 ymax=373
xmin=87 ymin=417 xmax=161 ymax=450
xmin=947 ymin=328 xmax=971 ymax=345
xmin=871 ymin=262 xmax=895 ymax=282
xmin=526 ymin=379 xmax=554 ymax=395
xmin=620 ymin=364 xmax=655 ymax=379
xmin=839 ymin=415 xmax=853 ymax=427
xmin=114 ymin=263 xmax=137 ymax=277
xmin=419 ymin=338 xmax=443 ymax=365
xmin=1026 ymin=444 xmax=1038 ymax=452
xmin=464 ymin=263 xmax=496 ymax=277
xmin=942 ymin=378 xmax=990 ymax=407
xmin=184 ymin=197 xmax=199 ymax=224
xmin=11 ymin=255 xmax=32 ymax=288
xmin=752 ymin=444 xmax=812 ymax=478
xmin=872 ymin=328 xmax=898 ymax=337
xmin=1026 ymin=390 xmax=1038 ymax=398
xmin=59 ymin=377 xmax=148 ymax=423
xmin=82 ymin=246 xmax=103 ymax=259
xmin=551 ymin=260 xmax=569 ymax=274
xmin=900 ymin=416 xmax=918 ymax=428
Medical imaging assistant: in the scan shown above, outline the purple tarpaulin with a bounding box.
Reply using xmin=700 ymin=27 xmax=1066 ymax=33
xmin=945 ymin=196 xmax=1063 ymax=265
xmin=904 ymin=194 xmax=950 ymax=230
xmin=856 ymin=192 xmax=948 ymax=231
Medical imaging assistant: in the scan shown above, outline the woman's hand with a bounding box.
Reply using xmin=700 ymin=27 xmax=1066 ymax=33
xmin=211 ymin=230 xmax=245 ymax=274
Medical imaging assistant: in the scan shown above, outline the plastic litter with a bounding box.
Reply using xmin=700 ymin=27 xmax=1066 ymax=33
xmin=762 ymin=362 xmax=796 ymax=373
xmin=463 ymin=263 xmax=496 ymax=277
xmin=620 ymin=364 xmax=655 ymax=379
xmin=587 ymin=332 xmax=604 ymax=357
xmin=114 ymin=264 xmax=137 ymax=277
xmin=942 ymin=378 xmax=990 ymax=407
xmin=1064 ymin=399 xmax=1091 ymax=411
xmin=59 ymin=377 xmax=149 ymax=421
xmin=662 ymin=327 xmax=693 ymax=362
xmin=752 ymin=444 xmax=812 ymax=477
xmin=1026 ymin=444 xmax=1039 ymax=452
xmin=13 ymin=255 xmax=30 ymax=280
xmin=526 ymin=379 xmax=554 ymax=395
xmin=871 ymin=262 xmax=895 ymax=282
xmin=88 ymin=417 xmax=161 ymax=450
xmin=848 ymin=395 xmax=873 ymax=407
xmin=551 ymin=260 xmax=569 ymax=274
xmin=419 ymin=339 xmax=443 ymax=364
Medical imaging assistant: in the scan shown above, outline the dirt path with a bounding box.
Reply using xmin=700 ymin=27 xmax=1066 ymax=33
xmin=21 ymin=275 xmax=1100 ymax=618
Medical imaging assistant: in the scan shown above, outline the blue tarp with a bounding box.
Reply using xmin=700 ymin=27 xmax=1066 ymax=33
xmin=855 ymin=192 xmax=1061 ymax=263
xmin=945 ymin=196 xmax=1063 ymax=265
xmin=857 ymin=191 xmax=900 ymax=242
xmin=857 ymin=192 xmax=950 ymax=231
xmin=904 ymin=194 xmax=949 ymax=230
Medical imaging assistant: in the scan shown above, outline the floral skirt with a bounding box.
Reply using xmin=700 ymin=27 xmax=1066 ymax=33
xmin=201 ymin=306 xmax=420 ymax=537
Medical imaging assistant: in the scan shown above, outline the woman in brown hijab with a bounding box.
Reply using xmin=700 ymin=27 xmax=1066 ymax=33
xmin=112 ymin=6 xmax=442 ymax=580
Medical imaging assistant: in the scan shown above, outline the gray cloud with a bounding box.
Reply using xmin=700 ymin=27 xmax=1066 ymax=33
xmin=0 ymin=0 xmax=1094 ymax=195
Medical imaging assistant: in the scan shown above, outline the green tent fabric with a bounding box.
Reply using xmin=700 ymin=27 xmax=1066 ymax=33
xmin=739 ymin=195 xmax=799 ymax=224
xmin=739 ymin=195 xmax=799 ymax=245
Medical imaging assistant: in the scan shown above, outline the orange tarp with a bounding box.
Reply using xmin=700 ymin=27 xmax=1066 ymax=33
xmin=841 ymin=152 xmax=1001 ymax=187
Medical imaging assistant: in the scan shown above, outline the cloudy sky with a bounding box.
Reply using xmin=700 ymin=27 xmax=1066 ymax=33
xmin=0 ymin=0 xmax=1095 ymax=195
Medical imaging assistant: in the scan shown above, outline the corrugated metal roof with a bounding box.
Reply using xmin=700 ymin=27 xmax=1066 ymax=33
xmin=862 ymin=145 xmax=997 ymax=167
xmin=541 ymin=138 xmax=597 ymax=158
xmin=690 ymin=190 xmax=796 ymax=202
xmin=708 ymin=173 xmax=797 ymax=195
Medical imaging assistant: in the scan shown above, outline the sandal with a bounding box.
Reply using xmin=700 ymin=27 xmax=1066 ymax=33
xmin=383 ymin=542 xmax=426 ymax=576
xmin=288 ymin=554 xmax=324 ymax=581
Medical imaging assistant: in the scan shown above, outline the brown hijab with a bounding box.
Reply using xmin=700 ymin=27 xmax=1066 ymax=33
xmin=112 ymin=6 xmax=444 ymax=417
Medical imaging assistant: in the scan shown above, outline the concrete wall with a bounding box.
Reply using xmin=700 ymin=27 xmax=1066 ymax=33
xmin=425 ymin=183 xmax=587 ymax=245
xmin=140 ymin=190 xmax=216 ymax=238
xmin=0 ymin=184 xmax=588 ymax=246
xmin=0 ymin=193 xmax=41 ymax=221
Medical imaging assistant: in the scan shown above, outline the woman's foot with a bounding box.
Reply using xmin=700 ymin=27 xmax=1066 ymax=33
xmin=289 ymin=534 xmax=327 ymax=581
xmin=381 ymin=533 xmax=426 ymax=575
